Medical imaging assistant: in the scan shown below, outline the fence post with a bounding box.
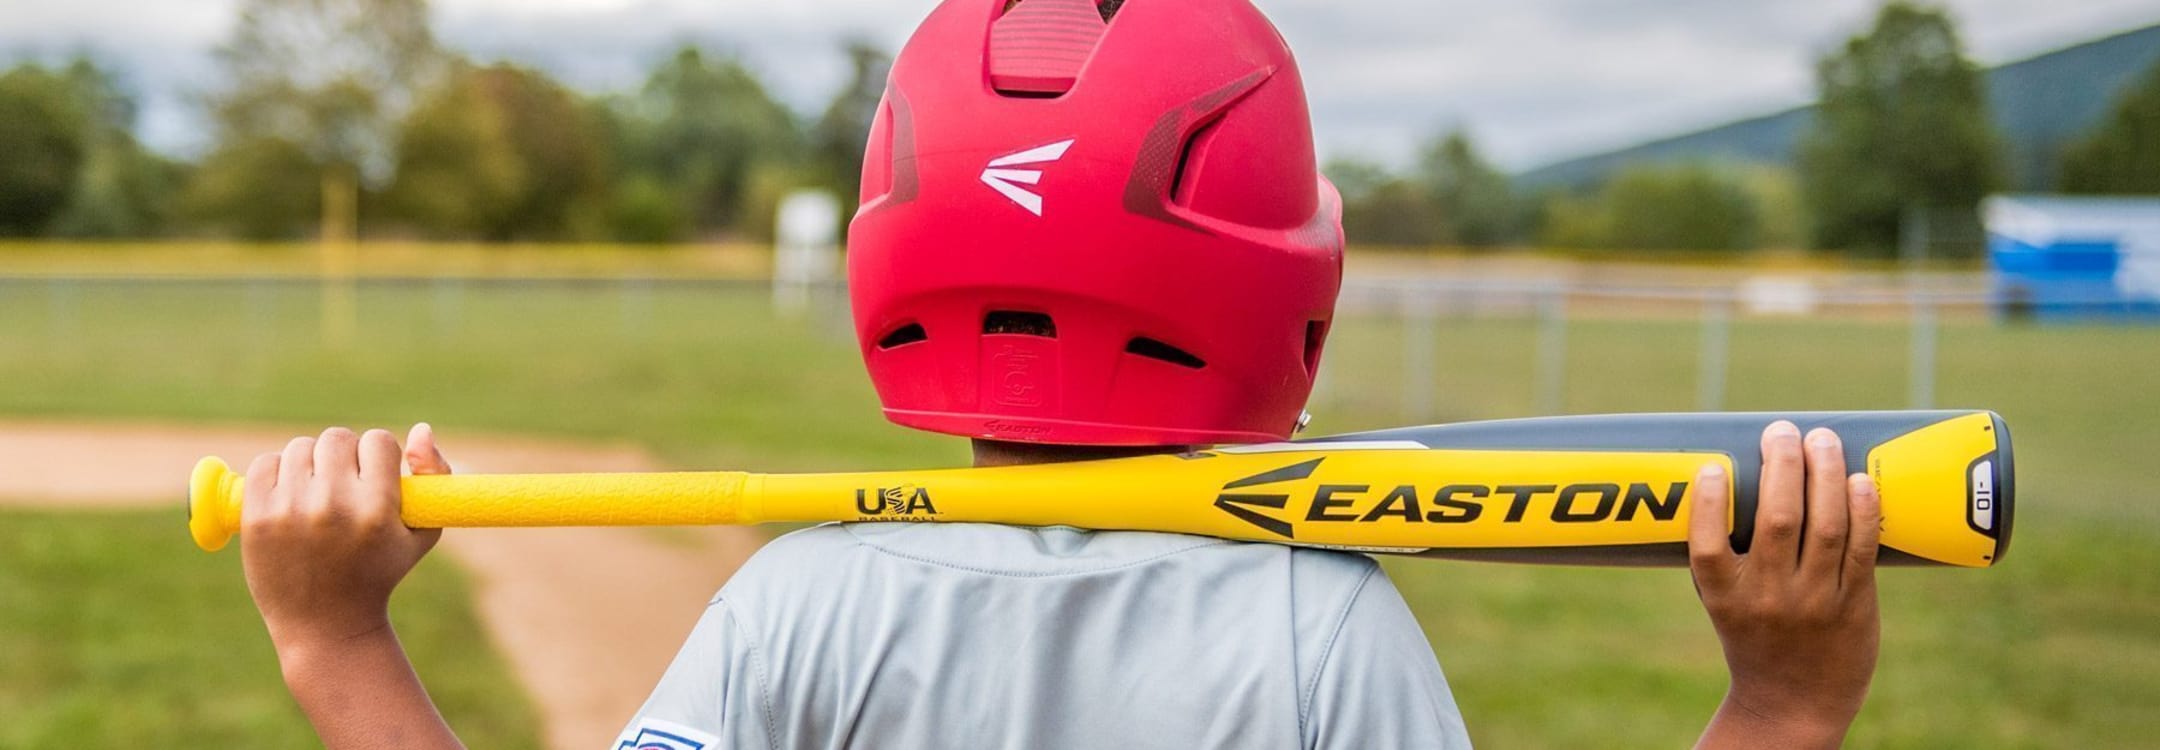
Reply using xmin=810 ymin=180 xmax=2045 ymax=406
xmin=1535 ymin=288 xmax=1567 ymax=415
xmin=246 ymin=278 xmax=274 ymax=340
xmin=1401 ymin=284 xmax=1438 ymax=422
xmin=1698 ymin=294 xmax=1730 ymax=411
xmin=45 ymin=277 xmax=78 ymax=340
xmin=619 ymin=277 xmax=654 ymax=338
xmin=431 ymin=277 xmax=464 ymax=339
xmin=1902 ymin=205 xmax=1939 ymax=409
xmin=1910 ymin=292 xmax=1937 ymax=409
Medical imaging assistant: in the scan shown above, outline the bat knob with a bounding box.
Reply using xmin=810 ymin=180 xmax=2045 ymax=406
xmin=189 ymin=457 xmax=243 ymax=552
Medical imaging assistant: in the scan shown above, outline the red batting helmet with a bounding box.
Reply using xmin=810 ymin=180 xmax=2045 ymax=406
xmin=848 ymin=0 xmax=1343 ymax=446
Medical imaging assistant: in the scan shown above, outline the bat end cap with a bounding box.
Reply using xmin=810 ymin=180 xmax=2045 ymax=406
xmin=1987 ymin=411 xmax=2015 ymax=566
xmin=189 ymin=457 xmax=238 ymax=552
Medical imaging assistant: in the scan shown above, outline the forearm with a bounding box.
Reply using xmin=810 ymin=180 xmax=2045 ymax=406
xmin=277 ymin=620 xmax=464 ymax=750
xmin=1694 ymin=692 xmax=1850 ymax=750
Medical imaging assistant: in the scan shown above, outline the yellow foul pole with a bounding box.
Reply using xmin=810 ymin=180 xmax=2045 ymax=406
xmin=320 ymin=167 xmax=359 ymax=348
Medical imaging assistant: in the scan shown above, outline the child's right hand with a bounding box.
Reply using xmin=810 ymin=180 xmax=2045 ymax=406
xmin=240 ymin=424 xmax=450 ymax=656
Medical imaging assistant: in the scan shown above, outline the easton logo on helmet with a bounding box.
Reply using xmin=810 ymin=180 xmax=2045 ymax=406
xmin=980 ymin=139 xmax=1075 ymax=216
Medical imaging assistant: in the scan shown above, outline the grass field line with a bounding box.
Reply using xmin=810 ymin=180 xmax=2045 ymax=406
xmin=0 ymin=420 xmax=767 ymax=750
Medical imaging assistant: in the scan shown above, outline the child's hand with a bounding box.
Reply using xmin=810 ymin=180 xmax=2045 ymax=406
xmin=1689 ymin=421 xmax=1882 ymax=749
xmin=241 ymin=424 xmax=450 ymax=653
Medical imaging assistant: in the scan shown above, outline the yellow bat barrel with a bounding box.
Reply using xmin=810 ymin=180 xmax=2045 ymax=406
xmin=188 ymin=461 xmax=752 ymax=552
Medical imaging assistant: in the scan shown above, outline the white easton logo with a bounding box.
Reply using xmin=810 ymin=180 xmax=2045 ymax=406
xmin=980 ymin=139 xmax=1074 ymax=216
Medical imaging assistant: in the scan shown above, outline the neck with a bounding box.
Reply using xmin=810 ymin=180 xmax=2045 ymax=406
xmin=971 ymin=439 xmax=1192 ymax=467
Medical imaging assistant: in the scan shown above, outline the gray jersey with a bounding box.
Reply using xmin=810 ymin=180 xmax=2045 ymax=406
xmin=613 ymin=522 xmax=1470 ymax=750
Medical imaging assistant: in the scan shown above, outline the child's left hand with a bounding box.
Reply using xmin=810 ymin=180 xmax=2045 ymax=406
xmin=1689 ymin=422 xmax=1882 ymax=749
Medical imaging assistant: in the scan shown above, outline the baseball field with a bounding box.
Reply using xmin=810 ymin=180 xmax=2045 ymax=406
xmin=2 ymin=271 xmax=2155 ymax=747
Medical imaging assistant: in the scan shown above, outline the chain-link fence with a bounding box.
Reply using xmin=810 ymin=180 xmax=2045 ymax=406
xmin=1 ymin=269 xmax=2147 ymax=435
xmin=1316 ymin=274 xmax=2010 ymax=422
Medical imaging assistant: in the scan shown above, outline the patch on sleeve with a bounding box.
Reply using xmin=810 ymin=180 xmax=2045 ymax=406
xmin=614 ymin=717 xmax=720 ymax=750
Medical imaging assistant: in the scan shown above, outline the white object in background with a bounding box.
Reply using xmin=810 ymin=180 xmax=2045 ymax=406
xmin=1739 ymin=276 xmax=1819 ymax=316
xmin=2117 ymin=221 xmax=2160 ymax=300
xmin=774 ymin=190 xmax=843 ymax=316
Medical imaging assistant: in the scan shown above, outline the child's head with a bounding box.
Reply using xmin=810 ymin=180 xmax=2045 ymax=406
xmin=848 ymin=0 xmax=1341 ymax=450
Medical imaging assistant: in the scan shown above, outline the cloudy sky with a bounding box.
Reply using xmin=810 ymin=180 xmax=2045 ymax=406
xmin=4 ymin=0 xmax=2156 ymax=170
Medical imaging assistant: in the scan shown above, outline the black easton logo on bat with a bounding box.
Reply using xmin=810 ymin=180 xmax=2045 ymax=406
xmin=1214 ymin=459 xmax=1323 ymax=539
xmin=1215 ymin=458 xmax=1689 ymax=539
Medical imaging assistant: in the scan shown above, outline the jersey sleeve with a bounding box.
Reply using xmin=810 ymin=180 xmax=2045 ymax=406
xmin=1302 ymin=567 xmax=1472 ymax=750
xmin=610 ymin=597 xmax=770 ymax=750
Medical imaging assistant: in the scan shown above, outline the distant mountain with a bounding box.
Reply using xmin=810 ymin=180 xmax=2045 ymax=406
xmin=1517 ymin=23 xmax=2160 ymax=191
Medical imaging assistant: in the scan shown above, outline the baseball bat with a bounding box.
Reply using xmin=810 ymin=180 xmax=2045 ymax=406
xmin=187 ymin=410 xmax=2014 ymax=568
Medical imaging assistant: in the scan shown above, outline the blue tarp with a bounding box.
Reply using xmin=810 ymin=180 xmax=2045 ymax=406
xmin=1986 ymin=196 xmax=2160 ymax=321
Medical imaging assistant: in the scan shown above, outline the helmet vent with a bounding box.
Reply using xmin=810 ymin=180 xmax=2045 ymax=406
xmin=1126 ymin=337 xmax=1206 ymax=369
xmin=1003 ymin=0 xmax=1126 ymax=22
xmin=984 ymin=311 xmax=1058 ymax=338
xmin=1170 ymin=117 xmax=1222 ymax=205
xmin=877 ymin=323 xmax=929 ymax=349
xmin=988 ymin=0 xmax=1108 ymax=96
xmin=1302 ymin=320 xmax=1329 ymax=377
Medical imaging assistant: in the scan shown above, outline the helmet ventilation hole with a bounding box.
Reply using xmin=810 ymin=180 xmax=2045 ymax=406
xmin=877 ymin=323 xmax=930 ymax=349
xmin=1000 ymin=89 xmax=1065 ymax=101
xmin=1126 ymin=337 xmax=1206 ymax=369
xmin=984 ymin=311 xmax=1058 ymax=338
xmin=1170 ymin=117 xmax=1222 ymax=206
xmin=1302 ymin=320 xmax=1329 ymax=377
xmin=1002 ymin=0 xmax=1127 ymax=22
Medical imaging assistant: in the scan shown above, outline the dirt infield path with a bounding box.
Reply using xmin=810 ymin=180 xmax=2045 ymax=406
xmin=0 ymin=420 xmax=766 ymax=750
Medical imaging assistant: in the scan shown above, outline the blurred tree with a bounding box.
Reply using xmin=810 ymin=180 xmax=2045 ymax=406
xmin=614 ymin=46 xmax=803 ymax=239
xmin=1799 ymin=1 xmax=2001 ymax=256
xmin=1540 ymin=164 xmax=1762 ymax=251
xmin=2060 ymin=57 xmax=2160 ymax=194
xmin=1324 ymin=158 xmax=1392 ymax=210
xmin=1732 ymin=165 xmax=1809 ymax=250
xmin=1536 ymin=191 xmax=1609 ymax=250
xmin=812 ymin=40 xmax=892 ymax=225
xmin=0 ymin=64 xmax=89 ymax=236
xmin=49 ymin=57 xmax=187 ymax=238
xmin=182 ymin=138 xmax=324 ymax=240
xmin=582 ymin=96 xmax=684 ymax=242
xmin=389 ymin=62 xmax=610 ymax=240
xmin=1327 ymin=158 xmax=1445 ymax=247
xmin=190 ymin=0 xmax=446 ymax=238
xmin=604 ymin=174 xmax=692 ymax=244
xmin=1418 ymin=130 xmax=1516 ymax=247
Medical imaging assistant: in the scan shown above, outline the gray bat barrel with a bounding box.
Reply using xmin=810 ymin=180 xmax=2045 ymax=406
xmin=1304 ymin=411 xmax=2014 ymax=567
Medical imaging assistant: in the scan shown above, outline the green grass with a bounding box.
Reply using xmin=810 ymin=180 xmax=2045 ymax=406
xmin=0 ymin=509 xmax=541 ymax=749
xmin=0 ymin=279 xmax=955 ymax=469
xmin=3 ymin=277 xmax=2158 ymax=747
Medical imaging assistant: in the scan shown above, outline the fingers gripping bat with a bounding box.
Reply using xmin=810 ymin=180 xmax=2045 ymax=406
xmin=189 ymin=410 xmax=2014 ymax=568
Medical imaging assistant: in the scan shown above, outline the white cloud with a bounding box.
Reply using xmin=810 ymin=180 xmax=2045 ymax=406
xmin=1 ymin=0 xmax=2152 ymax=168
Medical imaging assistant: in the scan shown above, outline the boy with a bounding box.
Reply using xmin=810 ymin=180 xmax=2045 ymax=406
xmin=239 ymin=0 xmax=1883 ymax=747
